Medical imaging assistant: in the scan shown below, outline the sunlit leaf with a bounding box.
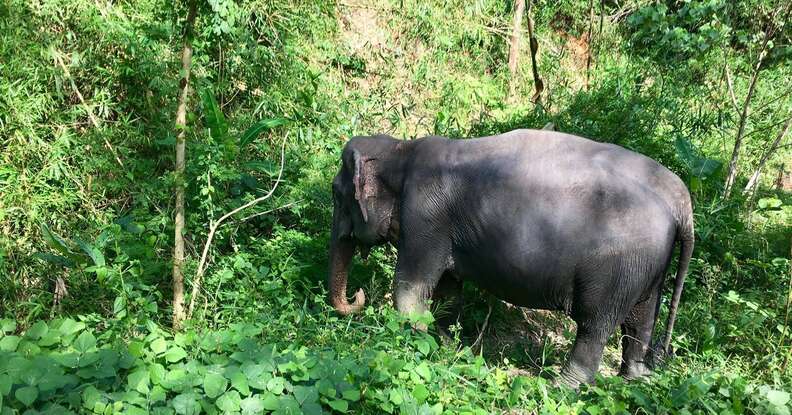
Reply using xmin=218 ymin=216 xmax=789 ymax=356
xmin=203 ymin=372 xmax=228 ymax=399
xmin=239 ymin=118 xmax=288 ymax=147
xmin=201 ymin=89 xmax=228 ymax=142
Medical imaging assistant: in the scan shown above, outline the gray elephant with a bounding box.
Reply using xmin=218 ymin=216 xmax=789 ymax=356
xmin=327 ymin=129 xmax=694 ymax=387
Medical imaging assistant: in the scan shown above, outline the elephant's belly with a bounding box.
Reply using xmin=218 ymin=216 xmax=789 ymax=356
xmin=451 ymin=248 xmax=575 ymax=312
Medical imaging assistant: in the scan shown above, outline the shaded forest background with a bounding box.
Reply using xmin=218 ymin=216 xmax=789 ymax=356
xmin=0 ymin=0 xmax=791 ymax=413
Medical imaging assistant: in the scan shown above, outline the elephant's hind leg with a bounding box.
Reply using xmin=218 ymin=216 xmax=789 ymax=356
xmin=619 ymin=285 xmax=662 ymax=380
xmin=431 ymin=271 xmax=463 ymax=338
xmin=560 ymin=257 xmax=638 ymax=387
xmin=561 ymin=288 xmax=622 ymax=386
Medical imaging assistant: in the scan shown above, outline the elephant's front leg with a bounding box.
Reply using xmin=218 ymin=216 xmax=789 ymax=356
xmin=392 ymin=238 xmax=450 ymax=330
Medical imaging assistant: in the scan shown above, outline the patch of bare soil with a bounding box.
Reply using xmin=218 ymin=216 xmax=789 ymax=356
xmin=338 ymin=4 xmax=387 ymax=52
xmin=551 ymin=29 xmax=592 ymax=92
xmin=335 ymin=1 xmax=433 ymax=137
xmin=477 ymin=301 xmax=622 ymax=379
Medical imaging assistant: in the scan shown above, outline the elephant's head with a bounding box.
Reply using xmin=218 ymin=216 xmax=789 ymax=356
xmin=328 ymin=135 xmax=406 ymax=315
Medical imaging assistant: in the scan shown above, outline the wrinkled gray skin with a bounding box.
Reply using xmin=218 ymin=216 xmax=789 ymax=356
xmin=328 ymin=129 xmax=694 ymax=387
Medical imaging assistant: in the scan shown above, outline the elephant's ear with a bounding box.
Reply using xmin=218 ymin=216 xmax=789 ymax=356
xmin=352 ymin=149 xmax=370 ymax=223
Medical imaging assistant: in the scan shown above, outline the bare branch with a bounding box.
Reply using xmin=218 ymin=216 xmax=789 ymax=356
xmin=239 ymin=200 xmax=302 ymax=223
xmin=743 ymin=115 xmax=792 ymax=195
xmin=186 ymin=135 xmax=288 ymax=319
xmin=724 ymin=63 xmax=741 ymax=114
xmin=723 ymin=32 xmax=771 ymax=198
xmin=54 ymin=51 xmax=124 ymax=168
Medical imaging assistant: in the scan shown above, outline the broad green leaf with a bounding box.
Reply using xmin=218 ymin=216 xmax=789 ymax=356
xmin=674 ymin=137 xmax=696 ymax=166
xmin=203 ymin=372 xmax=228 ymax=399
xmin=758 ymin=197 xmax=783 ymax=210
xmin=150 ymin=337 xmax=167 ymax=355
xmin=165 ymin=346 xmax=187 ymax=363
xmin=266 ymin=377 xmax=285 ymax=395
xmin=0 ymin=336 xmax=20 ymax=352
xmin=302 ymin=402 xmax=324 ymax=415
xmin=151 ymin=385 xmax=167 ymax=403
xmin=40 ymin=223 xmax=83 ymax=264
xmin=326 ymin=398 xmax=348 ymax=413
xmin=389 ymin=388 xmax=403 ymax=405
xmin=293 ymin=385 xmax=318 ymax=405
xmin=25 ymin=321 xmax=48 ymax=340
xmin=75 ymin=237 xmax=105 ymax=266
xmin=17 ymin=340 xmax=41 ymax=356
xmin=239 ymin=118 xmax=288 ymax=147
xmin=32 ymin=252 xmax=74 ymax=267
xmin=240 ymin=396 xmax=265 ymax=415
xmin=242 ymin=161 xmax=279 ymax=178
xmin=15 ymin=386 xmax=38 ymax=406
xmin=0 ymin=374 xmax=11 ymax=396
xmin=217 ymin=390 xmax=242 ymax=412
xmin=37 ymin=329 xmax=60 ymax=347
xmin=58 ymin=318 xmax=85 ymax=337
xmin=149 ymin=363 xmax=167 ymax=385
xmin=412 ymin=384 xmax=428 ymax=403
xmin=415 ymin=362 xmax=431 ymax=381
xmin=126 ymin=406 xmax=148 ymax=415
xmin=81 ymin=386 xmax=102 ymax=409
xmin=128 ymin=341 xmax=144 ymax=358
xmin=201 ymin=89 xmax=228 ymax=142
xmin=261 ymin=392 xmax=280 ymax=411
xmin=73 ymin=331 xmax=96 ymax=353
xmin=163 ymin=369 xmax=189 ymax=390
xmin=690 ymin=157 xmax=722 ymax=178
xmin=52 ymin=352 xmax=80 ymax=368
xmin=414 ymin=339 xmax=430 ymax=355
xmin=341 ymin=389 xmax=360 ymax=402
xmin=128 ymin=369 xmax=151 ymax=394
xmin=172 ymin=393 xmax=201 ymax=415
xmin=230 ymin=371 xmax=250 ymax=396
xmin=0 ymin=319 xmax=16 ymax=334
xmin=768 ymin=389 xmax=790 ymax=406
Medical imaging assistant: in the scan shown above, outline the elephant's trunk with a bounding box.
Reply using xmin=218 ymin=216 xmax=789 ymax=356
xmin=328 ymin=218 xmax=365 ymax=315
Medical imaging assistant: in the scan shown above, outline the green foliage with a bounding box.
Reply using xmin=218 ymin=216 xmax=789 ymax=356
xmin=1 ymin=0 xmax=791 ymax=413
xmin=626 ymin=1 xmax=731 ymax=61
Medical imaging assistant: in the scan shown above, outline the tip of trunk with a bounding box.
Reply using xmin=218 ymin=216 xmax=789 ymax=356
xmin=333 ymin=289 xmax=366 ymax=315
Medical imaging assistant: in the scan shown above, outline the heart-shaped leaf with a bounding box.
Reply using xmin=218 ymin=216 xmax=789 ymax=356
xmin=15 ymin=386 xmax=38 ymax=407
xmin=203 ymin=372 xmax=228 ymax=399
xmin=73 ymin=331 xmax=96 ymax=353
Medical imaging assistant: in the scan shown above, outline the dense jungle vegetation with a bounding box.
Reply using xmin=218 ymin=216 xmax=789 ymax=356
xmin=1 ymin=0 xmax=791 ymax=413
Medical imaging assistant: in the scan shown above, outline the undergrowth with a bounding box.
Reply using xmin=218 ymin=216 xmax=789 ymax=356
xmin=1 ymin=0 xmax=790 ymax=413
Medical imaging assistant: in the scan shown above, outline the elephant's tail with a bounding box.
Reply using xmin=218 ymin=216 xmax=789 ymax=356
xmin=662 ymin=211 xmax=694 ymax=355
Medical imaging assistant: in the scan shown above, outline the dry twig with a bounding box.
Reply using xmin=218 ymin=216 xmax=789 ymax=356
xmin=186 ymin=136 xmax=288 ymax=318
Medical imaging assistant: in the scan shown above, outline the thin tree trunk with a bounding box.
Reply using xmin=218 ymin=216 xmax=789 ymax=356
xmin=722 ymin=35 xmax=769 ymax=199
xmin=525 ymin=0 xmax=543 ymax=104
xmin=507 ymin=0 xmax=525 ymax=101
xmin=743 ymin=116 xmax=792 ymax=195
xmin=585 ymin=0 xmax=594 ymax=90
xmin=172 ymin=0 xmax=198 ymax=331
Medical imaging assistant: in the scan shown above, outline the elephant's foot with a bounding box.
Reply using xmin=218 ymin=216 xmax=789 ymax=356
xmin=618 ymin=360 xmax=653 ymax=381
xmin=394 ymin=280 xmax=431 ymax=332
xmin=557 ymin=361 xmax=595 ymax=390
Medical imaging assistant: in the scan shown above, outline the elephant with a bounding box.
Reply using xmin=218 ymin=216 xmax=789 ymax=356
xmin=327 ymin=129 xmax=694 ymax=387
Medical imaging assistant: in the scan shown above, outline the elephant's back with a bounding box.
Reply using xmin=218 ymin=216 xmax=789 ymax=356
xmin=439 ymin=129 xmax=681 ymax=255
